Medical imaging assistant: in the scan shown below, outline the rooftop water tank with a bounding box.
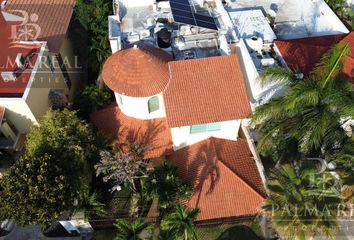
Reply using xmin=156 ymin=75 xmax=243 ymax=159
xmin=157 ymin=28 xmax=172 ymax=48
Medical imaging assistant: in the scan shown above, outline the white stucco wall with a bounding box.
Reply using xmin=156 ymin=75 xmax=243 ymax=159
xmin=0 ymin=98 xmax=37 ymax=133
xmin=0 ymin=42 xmax=69 ymax=135
xmin=115 ymin=92 xmax=166 ymax=119
xmin=236 ymin=40 xmax=284 ymax=109
xmin=171 ymin=120 xmax=241 ymax=150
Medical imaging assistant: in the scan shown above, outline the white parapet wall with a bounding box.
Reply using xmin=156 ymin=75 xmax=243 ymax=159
xmin=0 ymin=98 xmax=37 ymax=133
xmin=119 ymin=0 xmax=154 ymax=8
xmin=109 ymin=15 xmax=122 ymax=53
xmin=236 ymin=39 xmax=285 ymax=108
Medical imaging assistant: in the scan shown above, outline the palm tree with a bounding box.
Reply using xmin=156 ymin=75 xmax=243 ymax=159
xmin=142 ymin=163 xmax=191 ymax=214
xmin=325 ymin=0 xmax=354 ymax=30
xmin=160 ymin=203 xmax=200 ymax=240
xmin=263 ymin=164 xmax=342 ymax=239
xmin=73 ymin=190 xmax=106 ymax=221
xmin=252 ymin=42 xmax=354 ymax=156
xmin=114 ymin=219 xmax=153 ymax=240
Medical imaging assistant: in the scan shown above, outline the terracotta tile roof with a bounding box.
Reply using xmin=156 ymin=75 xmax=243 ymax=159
xmin=102 ymin=46 xmax=173 ymax=97
xmin=275 ymin=33 xmax=353 ymax=79
xmin=5 ymin=0 xmax=76 ymax=53
xmin=167 ymin=137 xmax=265 ymax=221
xmin=164 ymin=55 xmax=251 ymax=128
xmin=340 ymin=32 xmax=354 ymax=81
xmin=90 ymin=103 xmax=173 ymax=159
xmin=0 ymin=12 xmax=42 ymax=97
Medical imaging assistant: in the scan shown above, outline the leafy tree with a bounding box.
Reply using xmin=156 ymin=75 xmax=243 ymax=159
xmin=251 ymin=43 xmax=354 ymax=157
xmin=0 ymin=110 xmax=99 ymax=228
xmin=74 ymin=84 xmax=113 ymax=119
xmin=160 ymin=203 xmax=200 ymax=240
xmin=74 ymin=0 xmax=112 ymax=73
xmin=325 ymin=0 xmax=354 ymax=30
xmin=114 ymin=219 xmax=153 ymax=240
xmin=142 ymin=163 xmax=192 ymax=214
xmin=95 ymin=143 xmax=149 ymax=192
xmin=263 ymin=164 xmax=342 ymax=239
xmin=73 ymin=189 xmax=107 ymax=221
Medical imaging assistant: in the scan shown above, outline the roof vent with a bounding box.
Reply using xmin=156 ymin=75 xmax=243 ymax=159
xmin=1 ymin=72 xmax=17 ymax=81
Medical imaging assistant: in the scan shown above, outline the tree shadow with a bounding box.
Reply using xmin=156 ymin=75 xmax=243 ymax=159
xmin=168 ymin=139 xmax=221 ymax=208
xmin=217 ymin=225 xmax=262 ymax=240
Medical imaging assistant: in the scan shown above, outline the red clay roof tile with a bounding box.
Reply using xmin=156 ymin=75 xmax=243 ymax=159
xmin=90 ymin=103 xmax=173 ymax=159
xmin=340 ymin=32 xmax=354 ymax=81
xmin=0 ymin=12 xmax=42 ymax=97
xmin=167 ymin=137 xmax=265 ymax=221
xmin=164 ymin=55 xmax=251 ymax=128
xmin=102 ymin=46 xmax=173 ymax=97
xmin=5 ymin=0 xmax=76 ymax=53
xmin=275 ymin=33 xmax=353 ymax=80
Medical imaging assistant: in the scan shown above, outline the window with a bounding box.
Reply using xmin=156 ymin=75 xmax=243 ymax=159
xmin=206 ymin=122 xmax=222 ymax=131
xmin=190 ymin=122 xmax=222 ymax=134
xmin=148 ymin=96 xmax=159 ymax=113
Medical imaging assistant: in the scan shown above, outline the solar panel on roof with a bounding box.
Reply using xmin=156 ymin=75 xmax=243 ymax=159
xmin=173 ymin=15 xmax=196 ymax=26
xmin=169 ymin=0 xmax=218 ymax=30
xmin=194 ymin=14 xmax=218 ymax=30
xmin=170 ymin=1 xmax=192 ymax=11
xmin=195 ymin=21 xmax=218 ymax=30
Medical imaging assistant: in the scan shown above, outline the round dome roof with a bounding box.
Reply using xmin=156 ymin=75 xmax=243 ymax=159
xmin=102 ymin=45 xmax=172 ymax=97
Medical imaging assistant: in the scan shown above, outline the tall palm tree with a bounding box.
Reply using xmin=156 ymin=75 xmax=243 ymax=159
xmin=114 ymin=219 xmax=153 ymax=240
xmin=252 ymin=43 xmax=354 ymax=156
xmin=263 ymin=164 xmax=342 ymax=239
xmin=160 ymin=203 xmax=200 ymax=240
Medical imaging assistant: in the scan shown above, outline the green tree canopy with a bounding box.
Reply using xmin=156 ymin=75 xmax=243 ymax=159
xmin=251 ymin=43 xmax=354 ymax=159
xmin=0 ymin=109 xmax=100 ymax=228
xmin=263 ymin=164 xmax=342 ymax=239
xmin=160 ymin=203 xmax=200 ymax=240
xmin=114 ymin=219 xmax=153 ymax=240
xmin=142 ymin=163 xmax=192 ymax=214
xmin=74 ymin=0 xmax=112 ymax=73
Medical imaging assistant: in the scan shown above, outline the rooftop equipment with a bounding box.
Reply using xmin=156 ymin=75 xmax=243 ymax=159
xmin=157 ymin=28 xmax=172 ymax=48
xmin=169 ymin=0 xmax=218 ymax=30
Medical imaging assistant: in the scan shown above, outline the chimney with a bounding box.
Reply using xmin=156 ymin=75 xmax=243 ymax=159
xmin=15 ymin=53 xmax=24 ymax=69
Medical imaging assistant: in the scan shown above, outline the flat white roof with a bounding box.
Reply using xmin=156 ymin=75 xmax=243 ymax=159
xmin=225 ymin=0 xmax=349 ymax=39
xmin=227 ymin=9 xmax=277 ymax=42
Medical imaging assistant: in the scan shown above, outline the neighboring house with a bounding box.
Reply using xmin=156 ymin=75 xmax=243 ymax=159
xmin=0 ymin=1 xmax=74 ymax=150
xmin=4 ymin=0 xmax=78 ymax=90
xmin=275 ymin=32 xmax=354 ymax=80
